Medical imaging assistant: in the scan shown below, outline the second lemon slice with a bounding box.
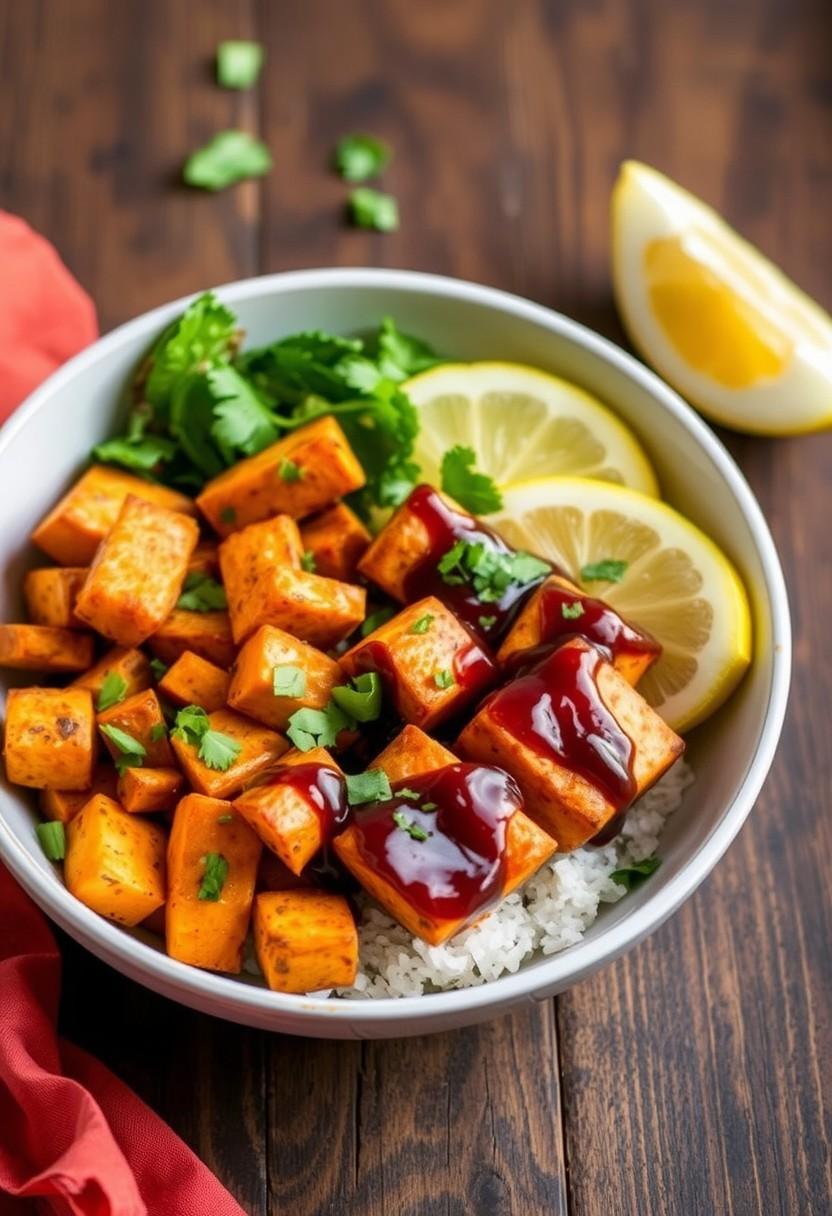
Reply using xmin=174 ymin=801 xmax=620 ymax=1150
xmin=405 ymin=362 xmax=659 ymax=496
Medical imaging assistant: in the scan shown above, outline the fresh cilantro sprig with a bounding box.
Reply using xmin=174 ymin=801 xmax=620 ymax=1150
xmin=349 ymin=187 xmax=399 ymax=232
xmin=440 ymin=445 xmax=503 ymax=514
xmin=217 ymin=41 xmax=264 ymax=90
xmin=330 ymin=672 xmax=382 ymax=723
xmin=610 ymin=856 xmax=661 ymax=891
xmin=96 ymin=672 xmax=128 ymax=712
xmin=437 ymin=539 xmax=549 ymax=603
xmin=171 ymin=705 xmax=242 ymax=772
xmin=334 ymin=134 xmax=390 ymax=182
xmin=285 ymin=702 xmax=354 ymax=752
xmin=176 ymin=572 xmax=228 ymax=612
xmin=183 ymin=131 xmax=272 ymax=191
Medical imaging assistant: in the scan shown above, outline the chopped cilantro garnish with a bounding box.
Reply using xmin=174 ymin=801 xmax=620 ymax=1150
xmin=561 ymin=601 xmax=585 ymax=620
xmin=408 ymin=613 xmax=434 ymax=635
xmin=580 ymin=559 xmax=629 ymax=584
xmin=216 ymin=40 xmax=264 ymax=90
xmin=334 ymin=133 xmax=391 ymax=182
xmin=219 ymin=506 xmax=237 ymax=525
xmin=421 ymin=801 xmax=438 ymax=812
xmin=176 ymin=572 xmax=228 ymax=612
xmin=96 ymin=672 xmax=128 ymax=712
xmin=300 ymin=549 xmax=317 ymax=573
xmin=478 ymin=615 xmax=497 ymax=630
xmin=36 ymin=821 xmax=66 ymax=861
xmin=199 ymin=730 xmax=242 ymax=772
xmin=349 ymin=187 xmax=399 ymax=232
xmin=286 ymin=702 xmax=353 ymax=751
xmin=346 ymin=770 xmax=392 ymax=806
xmin=278 ymin=457 xmax=304 ymax=482
xmin=198 ymin=852 xmax=229 ymax=900
xmin=171 ymin=704 xmax=210 ymax=744
xmin=437 ymin=540 xmax=549 ymax=604
xmin=361 ymin=607 xmax=395 ymax=637
xmin=610 ymin=856 xmax=661 ymax=891
xmin=396 ymin=787 xmax=421 ymax=800
xmin=150 ymin=658 xmax=168 ymax=681
xmin=374 ymin=317 xmax=443 ymax=381
xmin=434 ymin=669 xmax=454 ymax=690
xmin=392 ymin=810 xmax=430 ymax=841
xmin=273 ymin=665 xmax=307 ymax=698
xmin=216 ymin=813 xmax=234 ymax=824
xmin=331 ymin=672 xmax=382 ymax=722
xmin=149 ymin=723 xmax=168 ymax=743
xmin=99 ymin=724 xmax=147 ymax=775
xmin=183 ymin=130 xmax=272 ymax=191
xmin=440 ymin=445 xmax=502 ymax=514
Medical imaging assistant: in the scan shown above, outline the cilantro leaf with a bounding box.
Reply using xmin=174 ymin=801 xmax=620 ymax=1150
xmin=169 ymin=374 xmax=227 ymax=477
xmin=331 ymin=672 xmax=382 ymax=722
xmin=198 ymin=852 xmax=229 ymax=900
xmin=93 ymin=433 xmax=177 ymax=475
xmin=334 ymin=134 xmax=391 ymax=182
xmin=391 ymin=809 xmax=430 ymax=841
xmin=374 ymin=317 xmax=443 ymax=381
xmin=96 ymin=672 xmax=128 ymax=712
xmin=300 ymin=549 xmax=317 ymax=572
xmin=434 ymin=669 xmax=454 ymax=689
xmin=478 ymin=614 xmax=497 ymax=630
xmin=440 ymin=445 xmax=503 ymax=514
xmin=176 ymin=572 xmax=228 ymax=612
xmin=437 ymin=540 xmax=549 ymax=604
xmin=278 ymin=457 xmax=303 ymax=482
xmin=610 ymin=856 xmax=661 ymax=892
xmin=286 ymin=703 xmax=353 ymax=751
xmin=217 ymin=40 xmax=264 ymax=90
xmin=171 ymin=704 xmax=210 ymax=744
xmin=207 ymin=365 xmax=280 ymax=460
xmin=198 ymin=730 xmax=242 ymax=772
xmin=144 ymin=292 xmax=238 ymax=411
xmin=36 ymin=820 xmax=66 ymax=861
xmin=409 ymin=613 xmax=434 ymax=635
xmin=561 ymin=600 xmax=585 ymax=620
xmin=349 ymin=187 xmax=399 ymax=232
xmin=99 ymin=724 xmax=146 ymax=774
xmin=183 ymin=130 xmax=272 ymax=191
xmin=273 ymin=665 xmax=307 ymax=698
xmin=150 ymin=658 xmax=169 ymax=681
xmin=580 ymin=559 xmax=629 ymax=584
xmin=396 ymin=787 xmax=421 ymax=800
xmin=345 ymin=769 xmax=392 ymax=806
xmin=361 ymin=606 xmax=395 ymax=637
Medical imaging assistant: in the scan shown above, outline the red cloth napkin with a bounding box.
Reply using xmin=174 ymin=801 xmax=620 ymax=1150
xmin=0 ymin=212 xmax=248 ymax=1216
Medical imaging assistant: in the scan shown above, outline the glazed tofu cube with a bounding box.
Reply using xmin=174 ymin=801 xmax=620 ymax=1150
xmin=65 ymin=794 xmax=166 ymax=926
xmin=169 ymin=707 xmax=288 ymax=799
xmin=97 ymin=688 xmax=174 ymax=768
xmin=71 ymin=646 xmax=153 ymax=701
xmin=339 ymin=596 xmax=495 ymax=731
xmin=233 ymin=747 xmax=344 ymax=875
xmin=148 ymin=610 xmax=236 ymax=669
xmin=0 ymin=624 xmax=94 ymax=673
xmin=368 ymin=724 xmax=458 ymax=783
xmin=118 ymin=766 xmax=184 ymax=814
xmin=166 ymin=794 xmax=262 ymax=973
xmin=300 ymin=503 xmax=372 ymax=582
xmin=40 ymin=763 xmax=119 ymax=824
xmin=356 ymin=489 xmax=454 ymax=602
xmin=227 ymin=625 xmax=342 ymax=731
xmin=158 ymin=650 xmax=231 ymax=713
xmin=497 ymin=573 xmax=660 ymax=687
xmin=196 ymin=416 xmax=366 ymax=536
xmin=3 ymin=687 xmax=96 ymax=789
xmin=23 ymin=567 xmax=88 ymax=629
xmin=32 ymin=464 xmax=197 ymax=566
xmin=458 ymin=638 xmax=684 ymax=849
xmin=253 ymin=889 xmax=358 ymax=993
xmin=75 ymin=495 xmax=199 ymax=645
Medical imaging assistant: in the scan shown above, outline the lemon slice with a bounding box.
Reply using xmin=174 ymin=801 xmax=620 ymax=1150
xmin=612 ymin=161 xmax=832 ymax=435
xmin=489 ymin=477 xmax=752 ymax=732
xmin=406 ymin=361 xmax=659 ymax=495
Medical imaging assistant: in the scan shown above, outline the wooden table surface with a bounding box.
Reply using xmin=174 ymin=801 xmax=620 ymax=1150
xmin=3 ymin=1 xmax=831 ymax=1212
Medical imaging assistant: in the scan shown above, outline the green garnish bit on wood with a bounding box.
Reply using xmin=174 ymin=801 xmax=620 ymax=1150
xmin=183 ymin=131 xmax=272 ymax=191
xmin=334 ymin=134 xmax=391 ymax=182
xmin=216 ymin=41 xmax=264 ymax=90
xmin=349 ymin=187 xmax=399 ymax=232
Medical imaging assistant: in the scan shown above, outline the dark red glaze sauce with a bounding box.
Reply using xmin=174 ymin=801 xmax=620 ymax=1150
xmin=262 ymin=763 xmax=349 ymax=843
xmin=402 ymin=484 xmax=552 ymax=642
xmin=351 ymin=763 xmax=523 ymax=922
xmin=354 ymin=636 xmax=494 ymax=711
xmin=537 ymin=581 xmax=661 ymax=666
xmin=488 ymin=643 xmax=637 ymax=812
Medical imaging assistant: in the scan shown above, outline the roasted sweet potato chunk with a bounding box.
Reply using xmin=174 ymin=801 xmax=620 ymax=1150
xmin=71 ymin=646 xmax=153 ymax=700
xmin=368 ymin=724 xmax=458 ymax=783
xmin=32 ymin=465 xmax=196 ymax=566
xmin=227 ymin=625 xmax=341 ymax=731
xmin=197 ymin=416 xmax=366 ymax=536
xmin=300 ymin=503 xmax=371 ymax=582
xmin=148 ymin=610 xmax=236 ymax=669
xmin=65 ymin=793 xmax=166 ymax=926
xmin=97 ymin=688 xmax=174 ymax=768
xmin=158 ymin=650 xmax=231 ymax=713
xmin=118 ymin=766 xmax=184 ymax=814
xmin=253 ymin=889 xmax=358 ymax=993
xmin=166 ymin=793 xmax=262 ymax=973
xmin=23 ymin=567 xmax=88 ymax=629
xmin=169 ymin=707 xmax=287 ymax=799
xmin=40 ymin=763 xmax=119 ymax=824
xmin=0 ymin=624 xmax=93 ymax=672
xmin=339 ymin=596 xmax=494 ymax=731
xmin=357 ymin=488 xmax=461 ymax=602
xmin=4 ymin=687 xmax=96 ymax=789
xmin=75 ymin=495 xmax=199 ymax=645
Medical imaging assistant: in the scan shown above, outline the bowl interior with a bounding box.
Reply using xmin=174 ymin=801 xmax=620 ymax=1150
xmin=0 ymin=271 xmax=786 ymax=1035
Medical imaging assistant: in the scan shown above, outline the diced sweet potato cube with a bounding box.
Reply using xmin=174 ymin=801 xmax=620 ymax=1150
xmin=71 ymin=646 xmax=153 ymax=699
xmin=497 ymin=573 xmax=660 ymax=687
xmin=227 ymin=625 xmax=341 ymax=730
xmin=458 ymin=638 xmax=685 ymax=849
xmin=166 ymin=793 xmax=262 ymax=973
xmin=32 ymin=464 xmax=197 ymax=566
xmin=368 ymin=724 xmax=458 ymax=783
xmin=0 ymin=624 xmax=93 ymax=672
xmin=233 ymin=748 xmax=344 ymax=875
xmin=40 ymin=763 xmax=119 ymax=824
xmin=158 ymin=650 xmax=231 ymax=713
xmin=187 ymin=541 xmax=220 ymax=578
xmin=253 ymin=889 xmax=358 ymax=993
xmin=118 ymin=766 xmax=184 ymax=814
xmin=23 ymin=567 xmax=88 ymax=629
xmin=197 ymin=416 xmax=366 ymax=536
xmin=3 ymin=687 xmax=96 ymax=789
xmin=65 ymin=793 xmax=166 ymax=926
xmin=300 ymin=503 xmax=371 ymax=582
xmin=169 ymin=707 xmax=288 ymax=799
xmin=220 ymin=516 xmax=366 ymax=648
xmin=148 ymin=610 xmax=236 ymax=669
xmin=339 ymin=596 xmax=494 ymax=731
xmin=97 ymin=688 xmax=174 ymax=768
xmin=75 ymin=495 xmax=199 ymax=645
xmin=357 ymin=490 xmax=460 ymax=601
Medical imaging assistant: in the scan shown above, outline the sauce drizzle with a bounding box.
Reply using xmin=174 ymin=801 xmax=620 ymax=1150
xmin=261 ymin=762 xmax=350 ymax=842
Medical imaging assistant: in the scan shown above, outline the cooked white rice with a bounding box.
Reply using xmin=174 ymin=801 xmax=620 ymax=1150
xmin=336 ymin=759 xmax=695 ymax=999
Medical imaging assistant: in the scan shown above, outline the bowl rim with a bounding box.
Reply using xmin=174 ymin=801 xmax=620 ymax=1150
xmin=0 ymin=267 xmax=792 ymax=1025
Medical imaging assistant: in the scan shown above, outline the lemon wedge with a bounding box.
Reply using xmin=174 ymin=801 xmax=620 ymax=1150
xmin=489 ymin=477 xmax=752 ymax=733
xmin=612 ymin=161 xmax=832 ymax=435
xmin=405 ymin=362 xmax=659 ymax=495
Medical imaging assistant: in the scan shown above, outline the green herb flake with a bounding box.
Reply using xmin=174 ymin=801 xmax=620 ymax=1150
xmin=278 ymin=457 xmax=304 ymax=482
xmin=409 ymin=613 xmax=434 ymax=635
xmin=176 ymin=572 xmax=228 ymax=613
xmin=170 ymin=704 xmax=211 ymax=745
xmin=183 ymin=130 xmax=272 ymax=192
xmin=149 ymin=723 xmax=168 ymax=743
xmin=216 ymin=40 xmax=264 ymax=90
xmin=99 ymin=724 xmax=147 ymax=775
xmin=391 ymin=809 xmax=430 ymax=842
xmin=349 ymin=187 xmax=399 ymax=233
xmin=36 ymin=820 xmax=66 ymax=861
xmin=300 ymin=549 xmax=317 ymax=573
xmin=434 ymin=669 xmax=454 ymax=690
xmin=610 ymin=856 xmax=661 ymax=892
xmin=396 ymin=787 xmax=421 ymax=800
xmin=580 ymin=558 xmax=629 ymax=584
xmin=334 ymin=133 xmax=391 ymax=182
xmin=440 ymin=445 xmax=503 ymax=515
xmin=198 ymin=730 xmax=242 ymax=772
xmin=286 ymin=702 xmax=353 ymax=752
xmin=478 ymin=615 xmax=497 ymax=631
xmin=437 ymin=540 xmax=549 ymax=604
xmin=331 ymin=672 xmax=382 ymax=723
xmin=421 ymin=801 xmax=438 ymax=812
xmin=361 ymin=606 xmax=395 ymax=637
xmin=561 ymin=600 xmax=585 ymax=620
xmin=219 ymin=506 xmax=237 ymax=525
xmin=198 ymin=852 xmax=229 ymax=901
xmin=216 ymin=813 xmax=234 ymax=824
xmin=273 ymin=665 xmax=307 ymax=699
xmin=346 ymin=769 xmax=392 ymax=806
xmin=375 ymin=317 xmax=443 ymax=381
xmin=96 ymin=672 xmax=128 ymax=713
xmin=150 ymin=658 xmax=169 ymax=681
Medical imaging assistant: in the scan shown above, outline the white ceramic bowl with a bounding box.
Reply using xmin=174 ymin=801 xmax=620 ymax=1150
xmin=0 ymin=269 xmax=790 ymax=1038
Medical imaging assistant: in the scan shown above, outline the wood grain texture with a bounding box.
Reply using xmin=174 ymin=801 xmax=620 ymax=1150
xmin=2 ymin=0 xmax=831 ymax=1213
